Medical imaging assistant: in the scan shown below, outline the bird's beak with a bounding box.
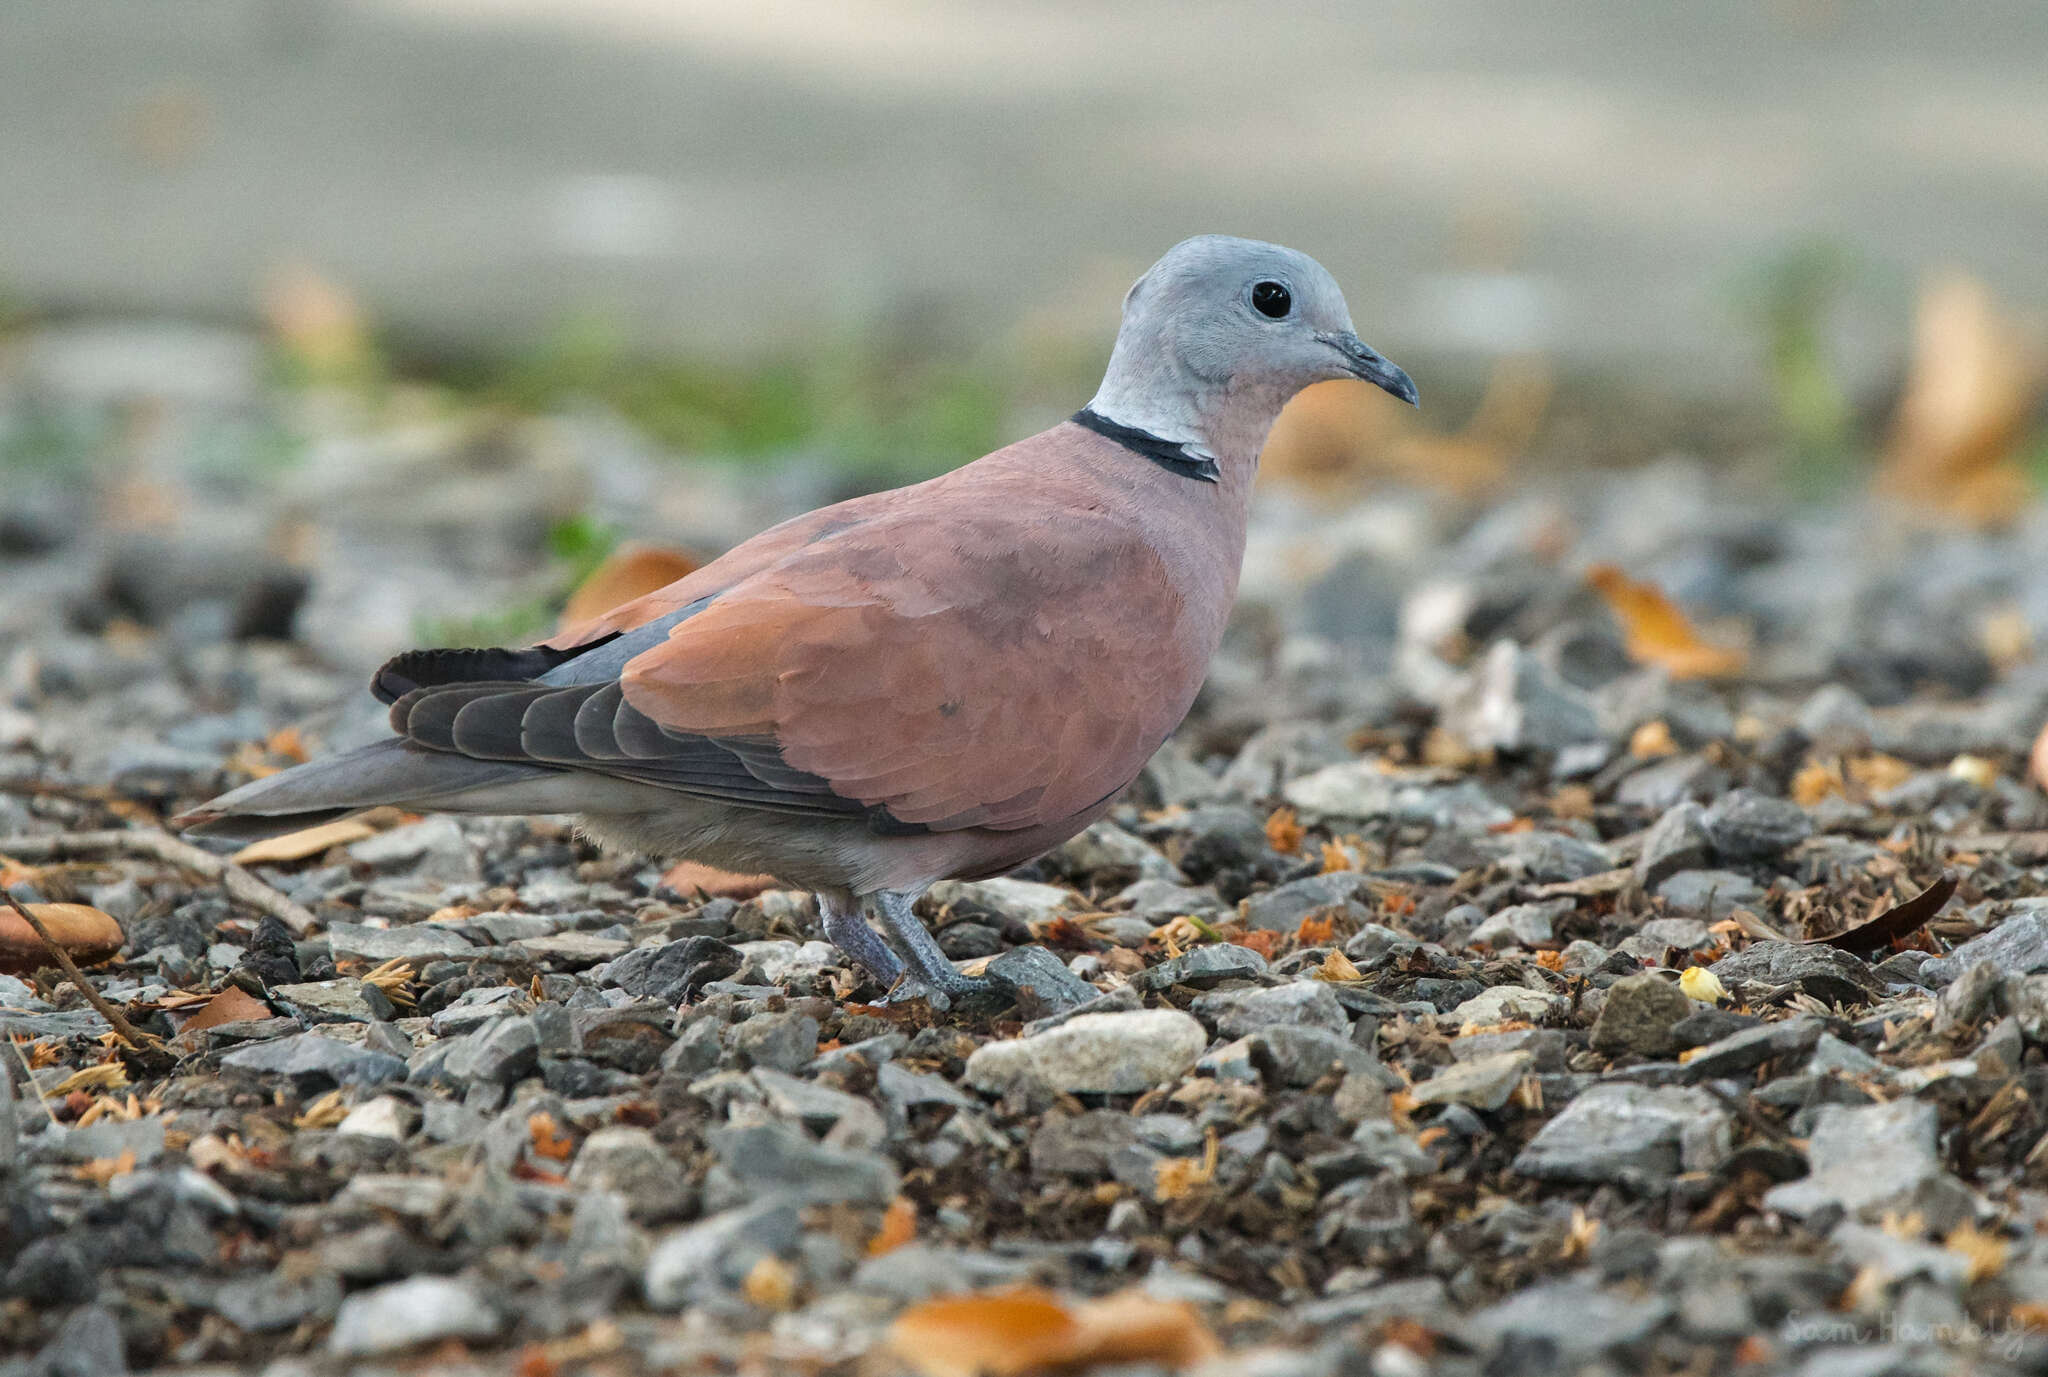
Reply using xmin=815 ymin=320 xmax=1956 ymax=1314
xmin=1321 ymin=332 xmax=1419 ymax=406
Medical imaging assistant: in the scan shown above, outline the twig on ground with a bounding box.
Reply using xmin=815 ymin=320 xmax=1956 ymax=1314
xmin=0 ymin=888 xmax=161 ymax=1051
xmin=5 ymin=1035 xmax=61 ymax=1127
xmin=0 ymin=828 xmax=318 ymax=934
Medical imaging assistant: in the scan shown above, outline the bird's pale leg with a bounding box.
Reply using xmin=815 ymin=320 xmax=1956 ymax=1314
xmin=818 ymin=890 xmax=905 ymax=989
xmin=864 ymin=889 xmax=1011 ymax=1011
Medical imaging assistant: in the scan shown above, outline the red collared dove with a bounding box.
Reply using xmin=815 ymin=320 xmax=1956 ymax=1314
xmin=178 ymin=235 xmax=1417 ymax=1005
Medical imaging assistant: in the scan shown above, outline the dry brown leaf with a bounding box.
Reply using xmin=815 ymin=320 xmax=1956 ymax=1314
xmin=869 ymin=1196 xmax=918 ymax=1256
xmin=1587 ymin=565 xmax=1747 ymax=679
xmin=51 ymin=1062 xmax=129 ymax=1095
xmin=1317 ymin=839 xmax=1354 ymax=873
xmin=232 ymin=819 xmax=376 ymax=867
xmin=71 ymin=1149 xmax=137 ymax=1186
xmin=1880 ymin=270 xmax=2044 ymax=530
xmin=263 ymin=264 xmax=374 ymax=381
xmin=1262 ymin=807 xmax=1305 ymax=855
xmin=1313 ymin=950 xmax=1363 ymax=983
xmin=528 ymin=1112 xmax=577 ymax=1163
xmin=173 ymin=987 xmax=271 ymax=1034
xmin=559 ymin=544 xmax=701 ymax=631
xmin=292 ymin=1088 xmax=349 ymax=1130
xmin=1153 ymin=1129 xmax=1220 ymax=1203
xmin=887 ymin=1286 xmax=1219 ymax=1377
xmin=742 ymin=1254 xmax=798 ymax=1310
xmin=1791 ymin=760 xmax=1844 ymax=808
xmin=0 ymin=903 xmax=125 ymax=975
xmin=1628 ymin=720 xmax=1678 ymax=759
xmin=1944 ymin=1220 xmax=2009 ymax=1283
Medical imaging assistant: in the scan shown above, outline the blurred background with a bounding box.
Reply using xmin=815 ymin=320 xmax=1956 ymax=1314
xmin=4 ymin=0 xmax=2048 ymax=746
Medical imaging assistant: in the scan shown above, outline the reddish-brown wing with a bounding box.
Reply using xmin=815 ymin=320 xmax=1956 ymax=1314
xmin=617 ymin=500 xmax=1197 ymax=830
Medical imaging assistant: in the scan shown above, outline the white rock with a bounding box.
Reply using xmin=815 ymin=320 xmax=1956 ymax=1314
xmin=1447 ymin=986 xmax=1569 ymax=1028
xmin=328 ymin=1275 xmax=499 ymax=1355
xmin=929 ymin=877 xmax=1083 ymax=924
xmin=336 ymin=1096 xmax=416 ymax=1141
xmin=964 ymin=1010 xmax=1206 ymax=1096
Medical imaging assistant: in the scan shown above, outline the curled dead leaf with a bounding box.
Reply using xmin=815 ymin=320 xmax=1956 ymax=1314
xmin=1587 ymin=564 xmax=1747 ymax=679
xmin=0 ymin=902 xmax=125 ymax=975
xmin=232 ymin=818 xmax=376 ymax=866
xmin=887 ymin=1286 xmax=1219 ymax=1377
xmin=869 ymin=1196 xmax=918 ymax=1256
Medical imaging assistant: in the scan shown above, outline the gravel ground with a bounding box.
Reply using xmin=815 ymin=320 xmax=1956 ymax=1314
xmin=13 ymin=349 xmax=2048 ymax=1374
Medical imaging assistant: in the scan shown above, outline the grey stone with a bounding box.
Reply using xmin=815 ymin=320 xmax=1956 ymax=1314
xmin=1190 ymin=981 xmax=1348 ymax=1037
xmin=1241 ymin=873 xmax=1369 ymax=931
xmin=728 ymin=1011 xmax=818 ymax=1072
xmin=1132 ymin=943 xmax=1270 ymax=990
xmin=1440 ymin=640 xmax=1606 ymax=754
xmin=1656 ymin=869 xmax=1765 ymax=918
xmin=1797 ymin=683 xmax=1876 ymax=754
xmin=928 ymin=877 xmax=1081 ymax=924
xmin=1282 ymin=762 xmax=1513 ymax=830
xmin=643 ymin=1198 xmax=802 ymax=1308
xmin=1922 ymin=904 xmax=2048 ymax=984
xmin=1590 ymin=973 xmax=1693 ymax=1057
xmin=1469 ymin=901 xmax=1567 ymax=950
xmin=1709 ymin=943 xmax=1882 ymax=1005
xmin=965 ymin=1010 xmax=1206 ymax=1096
xmin=1464 ymin=1279 xmax=1671 ymax=1361
xmin=269 ymin=979 xmax=384 ymax=1024
xmin=1616 ymin=754 xmax=1727 ymax=812
xmin=1635 ymin=801 xmax=1712 ymax=888
xmin=1681 ymin=1016 xmax=1823 ymax=1080
xmin=1764 ymin=1100 xmax=1974 ymax=1231
xmin=1703 ymin=789 xmax=1812 ymax=860
xmin=707 ymin=1122 xmax=898 ymax=1206
xmin=212 ymin=1269 xmax=344 ymax=1333
xmin=1239 ymin=1025 xmax=1392 ymax=1088
xmin=346 ymin=816 xmax=480 ymax=884
xmin=448 ymin=1016 xmax=539 ymax=1085
xmin=324 ymin=922 xmax=478 ymax=963
xmin=31 ymin=1305 xmax=126 ymax=1377
xmin=1409 ymin=1050 xmax=1531 ymax=1111
xmin=1055 ymin=821 xmax=1182 ymax=883
xmin=1487 ymin=831 xmax=1613 ymax=882
xmin=567 ymin=1126 xmax=689 ymax=1218
xmin=601 ymin=936 xmax=743 ymax=1004
xmin=1513 ymin=1083 xmax=1731 ymax=1188
xmin=1447 ymin=985 xmax=1568 ymax=1027
xmin=328 ymin=1275 xmax=500 ymax=1356
xmin=985 ymin=945 xmax=1097 ymax=1014
xmin=221 ymin=1033 xmax=406 ymax=1087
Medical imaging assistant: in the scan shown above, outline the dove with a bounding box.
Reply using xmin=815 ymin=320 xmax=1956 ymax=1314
xmin=177 ymin=235 xmax=1417 ymax=1006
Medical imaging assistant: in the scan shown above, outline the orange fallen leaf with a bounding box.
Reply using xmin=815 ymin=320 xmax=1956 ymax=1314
xmin=528 ymin=1112 xmax=577 ymax=1163
xmin=1294 ymin=914 xmax=1338 ymax=947
xmin=1587 ymin=564 xmax=1747 ymax=679
xmin=1229 ymin=930 xmax=1280 ymax=960
xmin=1312 ymin=950 xmax=1362 ymax=983
xmin=1879 ymin=270 xmax=2043 ymax=530
xmin=71 ymin=1149 xmax=137 ymax=1186
xmin=232 ymin=818 xmax=376 ymax=866
xmin=888 ymin=1286 xmax=1218 ymax=1377
xmin=742 ymin=1254 xmax=798 ymax=1310
xmin=559 ymin=544 xmax=701 ymax=631
xmin=1317 ymin=839 xmax=1354 ymax=873
xmin=173 ymin=987 xmax=272 ymax=1033
xmin=869 ymin=1196 xmax=918 ymax=1256
xmin=1629 ymin=720 xmax=1677 ymax=759
xmin=1263 ymin=807 xmax=1304 ymax=855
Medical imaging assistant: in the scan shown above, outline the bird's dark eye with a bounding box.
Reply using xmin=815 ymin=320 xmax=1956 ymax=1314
xmin=1250 ymin=280 xmax=1292 ymax=319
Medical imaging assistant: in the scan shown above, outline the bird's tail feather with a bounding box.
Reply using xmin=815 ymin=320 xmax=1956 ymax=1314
xmin=173 ymin=738 xmax=569 ymax=842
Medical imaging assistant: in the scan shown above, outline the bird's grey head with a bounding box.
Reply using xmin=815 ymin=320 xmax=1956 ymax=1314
xmin=1085 ymin=235 xmax=1416 ymax=474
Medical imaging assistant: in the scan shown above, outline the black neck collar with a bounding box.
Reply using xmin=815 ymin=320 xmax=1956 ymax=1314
xmin=1071 ymin=408 xmax=1220 ymax=484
